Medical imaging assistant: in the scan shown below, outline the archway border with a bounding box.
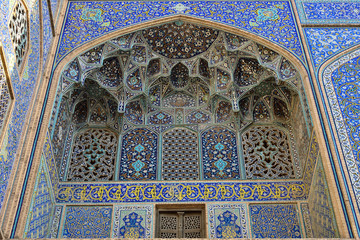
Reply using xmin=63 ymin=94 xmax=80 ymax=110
xmin=317 ymin=45 xmax=360 ymax=235
xmin=5 ymin=10 xmax=350 ymax=239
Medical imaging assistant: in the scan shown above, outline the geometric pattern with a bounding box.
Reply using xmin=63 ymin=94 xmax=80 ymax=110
xmin=24 ymin=161 xmax=53 ymax=239
xmin=162 ymin=128 xmax=199 ymax=180
xmin=62 ymin=206 xmax=112 ymax=238
xmin=50 ymin=18 xmax=310 ymax=189
xmin=119 ymin=128 xmax=158 ymax=180
xmin=143 ymin=22 xmax=218 ymax=59
xmin=208 ymin=203 xmax=248 ymax=239
xmin=148 ymin=111 xmax=173 ymax=125
xmin=249 ymin=204 xmax=302 ymax=238
xmin=308 ymin=160 xmax=339 ymax=238
xmin=186 ymin=110 xmax=211 ymax=124
xmin=201 ymin=127 xmax=241 ymax=180
xmin=4 ymin=0 xmax=354 ymax=238
xmin=113 ymin=205 xmax=153 ymax=238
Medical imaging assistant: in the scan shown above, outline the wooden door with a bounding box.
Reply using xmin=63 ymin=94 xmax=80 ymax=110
xmin=157 ymin=211 xmax=203 ymax=238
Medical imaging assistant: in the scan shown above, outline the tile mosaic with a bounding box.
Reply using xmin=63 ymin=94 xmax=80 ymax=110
xmin=62 ymin=206 xmax=112 ymax=238
xmin=303 ymin=133 xmax=319 ymax=194
xmin=0 ymin=0 xmax=42 ymax=210
xmin=43 ymin=132 xmax=59 ymax=191
xmin=304 ymin=27 xmax=360 ymax=71
xmin=207 ymin=203 xmax=248 ymax=239
xmin=48 ymin=205 xmax=63 ymax=238
xmin=42 ymin=0 xmax=53 ymax=67
xmin=249 ymin=204 xmax=302 ymax=238
xmin=308 ymin=160 xmax=339 ymax=238
xmin=24 ymin=159 xmax=53 ymax=239
xmin=113 ymin=205 xmax=153 ymax=238
xmin=296 ymin=0 xmax=360 ymax=24
xmin=300 ymin=203 xmax=313 ymax=238
xmin=56 ymin=181 xmax=306 ymax=203
xmin=322 ymin=48 xmax=360 ymax=214
xmin=55 ymin=1 xmax=305 ymax=65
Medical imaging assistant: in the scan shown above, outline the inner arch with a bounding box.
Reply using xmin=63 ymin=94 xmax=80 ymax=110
xmin=52 ymin=20 xmax=311 ymax=182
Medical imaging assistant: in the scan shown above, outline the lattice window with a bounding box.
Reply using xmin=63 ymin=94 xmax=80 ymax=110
xmin=0 ymin=56 xmax=12 ymax=136
xmin=67 ymin=129 xmax=117 ymax=181
xmin=157 ymin=211 xmax=203 ymax=238
xmin=162 ymin=128 xmax=199 ymax=181
xmin=159 ymin=214 xmax=178 ymax=238
xmin=184 ymin=214 xmax=202 ymax=238
xmin=9 ymin=1 xmax=28 ymax=68
xmin=241 ymin=126 xmax=295 ymax=179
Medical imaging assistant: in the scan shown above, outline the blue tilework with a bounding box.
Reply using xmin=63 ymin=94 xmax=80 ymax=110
xmin=48 ymin=205 xmax=63 ymax=238
xmin=24 ymin=160 xmax=53 ymax=239
xmin=201 ymin=127 xmax=241 ymax=180
xmin=300 ymin=203 xmax=313 ymax=238
xmin=322 ymin=49 xmax=360 ymax=216
xmin=43 ymin=132 xmax=59 ymax=192
xmin=296 ymin=1 xmax=360 ymax=24
xmin=208 ymin=203 xmax=248 ymax=238
xmin=250 ymin=204 xmax=302 ymax=238
xmin=308 ymin=160 xmax=339 ymax=238
xmin=302 ymin=132 xmax=319 ymax=194
xmin=119 ymin=128 xmax=158 ymax=181
xmin=42 ymin=0 xmax=53 ymax=67
xmin=63 ymin=206 xmax=112 ymax=238
xmin=304 ymin=28 xmax=360 ymax=71
xmin=56 ymin=181 xmax=306 ymax=203
xmin=331 ymin=56 xmax=360 ymax=173
xmin=113 ymin=205 xmax=153 ymax=238
xmin=50 ymin=0 xmax=59 ymax=19
xmin=55 ymin=1 xmax=305 ymax=64
xmin=0 ymin=0 xmax=43 ymax=210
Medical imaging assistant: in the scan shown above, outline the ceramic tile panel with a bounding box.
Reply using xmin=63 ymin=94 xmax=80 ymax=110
xmin=62 ymin=206 xmax=112 ymax=238
xmin=56 ymin=1 xmax=305 ymax=64
xmin=113 ymin=205 xmax=153 ymax=238
xmin=296 ymin=0 xmax=360 ymax=24
xmin=208 ymin=203 xmax=248 ymax=238
xmin=249 ymin=204 xmax=302 ymax=238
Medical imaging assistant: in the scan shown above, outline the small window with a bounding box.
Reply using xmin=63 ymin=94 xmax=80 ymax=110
xmin=9 ymin=0 xmax=29 ymax=70
xmin=156 ymin=205 xmax=205 ymax=238
xmin=0 ymin=46 xmax=15 ymax=146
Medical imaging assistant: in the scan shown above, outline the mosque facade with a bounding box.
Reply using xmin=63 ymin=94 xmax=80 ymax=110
xmin=0 ymin=0 xmax=360 ymax=238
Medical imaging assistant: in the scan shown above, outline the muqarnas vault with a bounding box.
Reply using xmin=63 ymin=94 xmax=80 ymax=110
xmin=21 ymin=20 xmax=339 ymax=239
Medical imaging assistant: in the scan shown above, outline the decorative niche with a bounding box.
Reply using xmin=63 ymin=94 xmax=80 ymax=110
xmin=51 ymin=21 xmax=312 ymax=182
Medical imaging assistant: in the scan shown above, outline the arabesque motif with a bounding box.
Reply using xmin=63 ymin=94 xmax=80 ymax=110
xmin=56 ymin=181 xmax=306 ymax=203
